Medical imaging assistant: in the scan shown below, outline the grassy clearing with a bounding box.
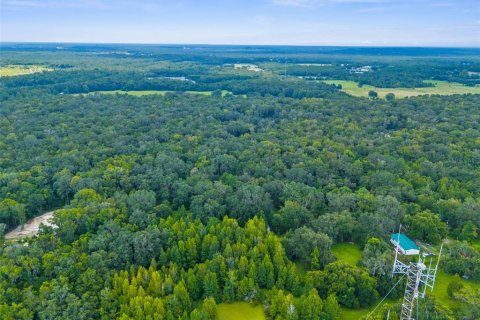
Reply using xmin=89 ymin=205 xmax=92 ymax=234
xmin=341 ymin=307 xmax=371 ymax=320
xmin=95 ymin=90 xmax=170 ymax=96
xmin=333 ymin=241 xmax=480 ymax=317
xmin=217 ymin=302 xmax=265 ymax=320
xmin=340 ymin=299 xmax=399 ymax=320
xmin=0 ymin=65 xmax=52 ymax=77
xmin=339 ymin=271 xmax=479 ymax=318
xmin=323 ymin=80 xmax=480 ymax=99
xmin=432 ymin=270 xmax=480 ymax=309
xmin=332 ymin=243 xmax=363 ymax=266
xmin=74 ymin=90 xmax=235 ymax=97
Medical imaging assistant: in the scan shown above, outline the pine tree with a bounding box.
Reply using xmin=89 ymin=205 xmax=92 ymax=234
xmin=324 ymin=294 xmax=341 ymax=320
xmin=299 ymin=289 xmax=323 ymax=320
xmin=202 ymin=297 xmax=217 ymax=320
xmin=311 ymin=247 xmax=321 ymax=270
xmin=203 ymin=272 xmax=219 ymax=301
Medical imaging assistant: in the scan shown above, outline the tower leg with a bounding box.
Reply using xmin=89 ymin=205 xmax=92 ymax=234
xmin=400 ymin=264 xmax=422 ymax=320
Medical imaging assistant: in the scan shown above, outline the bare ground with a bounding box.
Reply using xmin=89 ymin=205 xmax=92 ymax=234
xmin=5 ymin=211 xmax=55 ymax=240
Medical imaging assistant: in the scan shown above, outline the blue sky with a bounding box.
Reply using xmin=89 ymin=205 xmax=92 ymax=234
xmin=1 ymin=0 xmax=479 ymax=46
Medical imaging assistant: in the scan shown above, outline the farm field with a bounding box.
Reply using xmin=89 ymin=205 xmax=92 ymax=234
xmin=75 ymin=90 xmax=234 ymax=97
xmin=217 ymin=302 xmax=265 ymax=320
xmin=322 ymin=80 xmax=480 ymax=98
xmin=0 ymin=65 xmax=52 ymax=77
xmin=332 ymin=243 xmax=363 ymax=266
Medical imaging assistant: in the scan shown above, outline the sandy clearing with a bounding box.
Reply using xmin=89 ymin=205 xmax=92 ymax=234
xmin=5 ymin=211 xmax=56 ymax=240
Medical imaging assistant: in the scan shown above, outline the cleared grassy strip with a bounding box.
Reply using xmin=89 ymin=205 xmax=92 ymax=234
xmin=323 ymin=80 xmax=480 ymax=99
xmin=340 ymin=298 xmax=400 ymax=320
xmin=341 ymin=307 xmax=371 ymax=320
xmin=216 ymin=297 xmax=384 ymax=320
xmin=95 ymin=90 xmax=170 ymax=96
xmin=0 ymin=65 xmax=52 ymax=77
xmin=432 ymin=270 xmax=480 ymax=309
xmin=75 ymin=90 xmax=234 ymax=97
xmin=332 ymin=243 xmax=363 ymax=266
xmin=217 ymin=302 xmax=265 ymax=320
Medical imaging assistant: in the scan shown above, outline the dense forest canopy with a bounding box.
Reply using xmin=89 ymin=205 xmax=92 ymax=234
xmin=1 ymin=44 xmax=479 ymax=320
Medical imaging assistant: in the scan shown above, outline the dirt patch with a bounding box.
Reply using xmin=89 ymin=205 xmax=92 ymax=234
xmin=5 ymin=211 xmax=55 ymax=240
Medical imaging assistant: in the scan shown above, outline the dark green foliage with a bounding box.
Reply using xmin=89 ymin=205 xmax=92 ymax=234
xmin=0 ymin=199 xmax=26 ymax=230
xmin=443 ymin=241 xmax=480 ymax=280
xmin=385 ymin=93 xmax=395 ymax=101
xmin=309 ymin=262 xmax=379 ymax=308
xmin=283 ymin=227 xmax=334 ymax=268
xmin=404 ymin=210 xmax=448 ymax=244
xmin=459 ymin=221 xmax=478 ymax=242
xmin=447 ymin=275 xmax=464 ymax=298
xmin=1 ymin=46 xmax=479 ymax=318
xmin=0 ymin=197 xmax=339 ymax=318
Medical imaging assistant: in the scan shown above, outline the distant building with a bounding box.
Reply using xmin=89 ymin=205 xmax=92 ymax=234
xmin=350 ymin=65 xmax=373 ymax=74
xmin=390 ymin=233 xmax=420 ymax=255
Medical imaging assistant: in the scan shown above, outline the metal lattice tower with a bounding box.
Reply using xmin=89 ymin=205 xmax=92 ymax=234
xmin=392 ymin=227 xmax=443 ymax=320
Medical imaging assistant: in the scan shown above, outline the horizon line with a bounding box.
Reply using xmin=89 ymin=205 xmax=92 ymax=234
xmin=1 ymin=41 xmax=479 ymax=49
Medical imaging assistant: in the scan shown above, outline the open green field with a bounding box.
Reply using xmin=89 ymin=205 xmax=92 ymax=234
xmin=0 ymin=65 xmax=52 ymax=77
xmin=217 ymin=302 xmax=265 ymax=320
xmin=332 ymin=243 xmax=363 ymax=266
xmin=323 ymin=80 xmax=480 ymax=99
xmin=76 ymin=90 xmax=234 ymax=97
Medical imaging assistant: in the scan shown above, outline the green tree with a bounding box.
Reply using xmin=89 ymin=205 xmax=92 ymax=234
xmin=203 ymin=272 xmax=219 ymax=301
xmin=324 ymin=294 xmax=341 ymax=320
xmin=459 ymin=221 xmax=478 ymax=242
xmin=298 ymin=289 xmax=324 ymax=320
xmin=283 ymin=227 xmax=334 ymax=268
xmin=0 ymin=199 xmax=26 ymax=229
xmin=201 ymin=297 xmax=217 ymax=320
xmin=311 ymin=247 xmax=321 ymax=270
xmin=272 ymin=200 xmax=313 ymax=233
xmin=404 ymin=210 xmax=448 ymax=244
xmin=385 ymin=93 xmax=395 ymax=101
xmin=227 ymin=184 xmax=273 ymax=224
xmin=447 ymin=275 xmax=464 ymax=298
